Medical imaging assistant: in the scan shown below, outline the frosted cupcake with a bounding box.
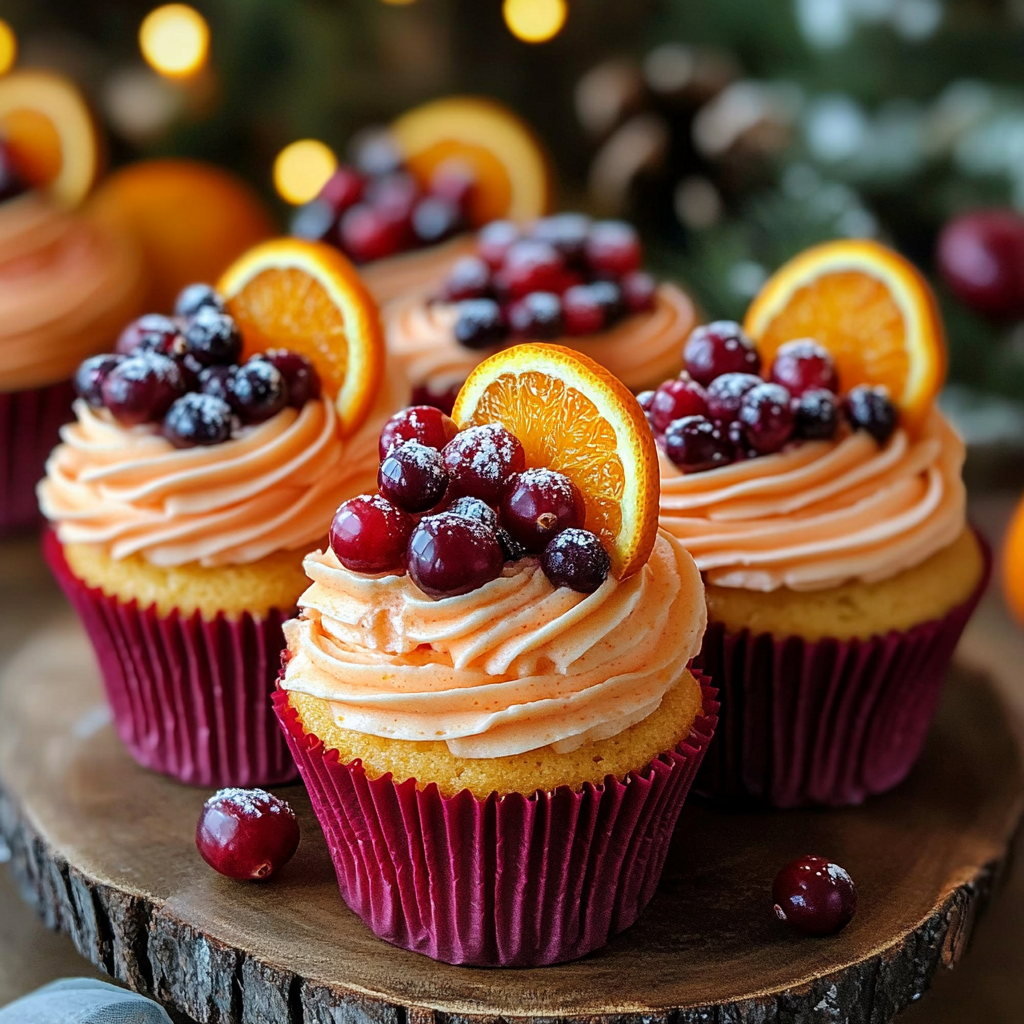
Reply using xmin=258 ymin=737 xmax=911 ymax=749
xmin=645 ymin=240 xmax=986 ymax=807
xmin=40 ymin=240 xmax=406 ymax=787
xmin=276 ymin=343 xmax=717 ymax=965
xmin=383 ymin=214 xmax=697 ymax=410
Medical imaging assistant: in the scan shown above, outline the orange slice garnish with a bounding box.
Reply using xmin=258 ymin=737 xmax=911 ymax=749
xmin=452 ymin=343 xmax=659 ymax=579
xmin=391 ymin=96 xmax=552 ymax=226
xmin=218 ymin=239 xmax=385 ymax=438
xmin=744 ymin=239 xmax=946 ymax=428
xmin=0 ymin=70 xmax=102 ymax=206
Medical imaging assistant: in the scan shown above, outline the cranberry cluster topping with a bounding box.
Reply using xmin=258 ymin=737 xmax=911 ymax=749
xmin=73 ymin=284 xmax=321 ymax=448
xmin=291 ymin=130 xmax=473 ymax=263
xmin=329 ymin=406 xmax=612 ymax=597
xmin=640 ymin=324 xmax=898 ymax=473
xmin=439 ymin=214 xmax=657 ymax=350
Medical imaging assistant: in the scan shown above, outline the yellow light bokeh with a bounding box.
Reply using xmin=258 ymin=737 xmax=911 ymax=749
xmin=0 ymin=20 xmax=17 ymax=76
xmin=139 ymin=5 xmax=210 ymax=79
xmin=503 ymin=0 xmax=567 ymax=43
xmin=273 ymin=139 xmax=338 ymax=205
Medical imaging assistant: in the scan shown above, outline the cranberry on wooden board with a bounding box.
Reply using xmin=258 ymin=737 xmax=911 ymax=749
xmin=772 ymin=856 xmax=857 ymax=937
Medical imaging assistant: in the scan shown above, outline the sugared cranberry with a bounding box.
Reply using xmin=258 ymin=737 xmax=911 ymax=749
xmin=319 ymin=165 xmax=365 ymax=214
xmin=290 ymin=199 xmax=337 ymax=242
xmin=178 ymin=353 xmax=204 ymax=391
xmin=198 ymin=365 xmax=237 ymax=403
xmin=509 ymin=292 xmax=564 ymax=339
xmin=412 ymin=196 xmax=463 ymax=245
xmin=637 ymin=390 xmax=655 ymax=412
xmin=447 ymin=495 xmax=500 ymax=534
xmin=541 ymin=528 xmax=610 ymax=593
xmin=706 ymin=372 xmax=763 ymax=423
xmin=101 ymin=354 xmax=185 ymax=426
xmin=497 ymin=528 xmax=526 ymax=562
xmin=562 ymin=285 xmax=606 ymax=336
xmin=738 ymin=382 xmax=795 ymax=455
xmin=501 ymin=468 xmax=585 ymax=552
xmin=330 ymin=495 xmax=414 ymax=574
xmin=477 ymin=220 xmax=520 ymax=268
xmin=442 ymin=256 xmax=492 ymax=302
xmin=845 ymin=385 xmax=897 ymax=445
xmin=162 ymin=393 xmax=233 ymax=448
xmin=429 ymin=159 xmax=477 ymax=212
xmin=587 ymin=280 xmax=626 ymax=323
xmin=184 ymin=307 xmax=242 ymax=366
xmin=530 ymin=213 xmax=592 ymax=264
xmin=0 ymin=142 xmax=28 ymax=204
xmin=770 ymin=339 xmax=838 ymax=397
xmin=349 ymin=127 xmax=403 ymax=178
xmin=365 ymin=172 xmax=420 ymax=236
xmin=454 ymin=298 xmax=507 ymax=350
xmin=772 ymin=855 xmax=857 ymax=937
xmin=74 ymin=354 xmax=123 ymax=408
xmin=174 ymin=283 xmax=225 ymax=319
xmin=339 ymin=204 xmax=405 ymax=262
xmin=379 ymin=405 xmax=459 ymax=459
xmin=442 ymin=424 xmax=526 ymax=503
xmin=254 ymin=350 xmax=321 ymax=408
xmin=378 ymin=440 xmax=449 ymax=513
xmin=407 ymin=512 xmax=504 ymax=598
xmin=622 ymin=271 xmax=657 ymax=314
xmin=795 ymin=388 xmax=839 ymax=441
xmin=501 ymin=239 xmax=566 ymax=299
xmin=229 ymin=360 xmax=288 ymax=424
xmin=727 ymin=418 xmax=758 ymax=461
xmin=196 ymin=788 xmax=299 ymax=882
xmin=684 ymin=321 xmax=761 ymax=387
xmin=650 ymin=378 xmax=709 ymax=432
xmin=663 ymin=415 xmax=733 ymax=472
xmin=585 ymin=220 xmax=642 ymax=276
xmin=938 ymin=209 xmax=1024 ymax=319
xmin=116 ymin=314 xmax=182 ymax=357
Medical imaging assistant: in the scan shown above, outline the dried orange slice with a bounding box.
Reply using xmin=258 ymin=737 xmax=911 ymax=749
xmin=218 ymin=239 xmax=385 ymax=437
xmin=452 ymin=343 xmax=659 ymax=579
xmin=744 ymin=239 xmax=946 ymax=427
xmin=0 ymin=69 xmax=102 ymax=206
xmin=391 ymin=96 xmax=552 ymax=225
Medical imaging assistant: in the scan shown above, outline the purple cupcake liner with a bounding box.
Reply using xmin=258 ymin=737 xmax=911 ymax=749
xmin=44 ymin=529 xmax=298 ymax=788
xmin=274 ymin=676 xmax=719 ymax=967
xmin=692 ymin=533 xmax=990 ymax=809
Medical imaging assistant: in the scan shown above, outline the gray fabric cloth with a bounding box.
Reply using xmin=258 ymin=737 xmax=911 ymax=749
xmin=0 ymin=979 xmax=172 ymax=1024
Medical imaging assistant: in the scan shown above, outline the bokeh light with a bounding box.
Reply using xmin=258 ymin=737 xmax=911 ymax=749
xmin=0 ymin=20 xmax=17 ymax=76
xmin=139 ymin=5 xmax=210 ymax=79
xmin=273 ymin=139 xmax=338 ymax=204
xmin=503 ymin=0 xmax=568 ymax=43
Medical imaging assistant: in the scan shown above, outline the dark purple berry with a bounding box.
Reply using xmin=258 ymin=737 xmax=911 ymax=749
xmin=412 ymin=196 xmax=463 ymax=245
xmin=508 ymin=291 xmax=563 ymax=339
xmin=773 ymin=856 xmax=857 ymax=937
xmin=446 ymin=496 xmax=500 ymax=534
xmin=378 ymin=440 xmax=449 ymax=513
xmin=650 ymin=378 xmax=709 ymax=432
xmin=738 ymin=382 xmax=795 ymax=454
xmin=684 ymin=321 xmax=761 ymax=387
xmin=407 ymin=512 xmax=505 ymax=598
xmin=74 ymin=354 xmax=123 ymax=408
xmin=174 ymin=283 xmax=225 ymax=318
xmin=501 ymin=468 xmax=586 ymax=552
xmin=254 ymin=350 xmax=321 ymax=408
xmin=330 ymin=495 xmax=414 ymax=574
xmin=705 ymin=372 xmax=763 ymax=423
xmin=290 ymin=199 xmax=337 ymax=242
xmin=795 ymin=388 xmax=839 ymax=441
xmin=663 ymin=415 xmax=734 ymax=472
xmin=497 ymin=528 xmax=527 ymax=562
xmin=379 ymin=406 xmax=459 ymax=459
xmin=184 ymin=307 xmax=243 ymax=366
xmin=442 ymin=256 xmax=493 ymax=302
xmin=770 ymin=339 xmax=838 ymax=397
xmin=101 ymin=354 xmax=186 ymax=426
xmin=177 ymin=352 xmax=204 ymax=391
xmin=442 ymin=424 xmax=526 ymax=503
xmin=230 ymin=360 xmax=288 ymax=424
xmin=587 ymin=280 xmax=626 ymax=323
xmin=198 ymin=365 xmax=237 ymax=403
xmin=162 ymin=393 xmax=233 ymax=448
xmin=454 ymin=298 xmax=507 ymax=350
xmin=541 ymin=528 xmax=611 ymax=593
xmin=845 ymin=385 xmax=898 ymax=445
xmin=116 ymin=314 xmax=182 ymax=357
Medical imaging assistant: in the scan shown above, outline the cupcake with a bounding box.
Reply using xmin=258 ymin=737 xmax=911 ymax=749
xmin=646 ymin=240 xmax=987 ymax=808
xmin=383 ymin=213 xmax=697 ymax=411
xmin=39 ymin=239 xmax=406 ymax=787
xmin=275 ymin=343 xmax=717 ymax=966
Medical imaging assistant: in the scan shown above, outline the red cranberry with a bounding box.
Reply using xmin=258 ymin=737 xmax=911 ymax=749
xmin=101 ymin=354 xmax=186 ymax=426
xmin=477 ymin=219 xmax=520 ymax=268
xmin=637 ymin=390 xmax=655 ymax=412
xmin=727 ymin=418 xmax=758 ymax=461
xmin=684 ymin=321 xmax=761 ymax=386
xmin=738 ymin=383 xmax=795 ymax=454
xmin=770 ymin=339 xmax=838 ymax=397
xmin=587 ymin=280 xmax=626 ymax=323
xmin=442 ymin=256 xmax=493 ymax=302
xmin=497 ymin=528 xmax=527 ymax=562
xmin=330 ymin=495 xmax=414 ymax=574
xmin=501 ymin=468 xmax=585 ymax=552
xmin=75 ymin=354 xmax=123 ymax=408
xmin=938 ymin=209 xmax=1024 ymax=319
xmin=508 ymin=292 xmax=564 ymax=339
xmin=365 ymin=172 xmax=420 ymax=229
xmin=429 ymin=159 xmax=477 ymax=212
xmin=379 ymin=405 xmax=458 ymax=459
xmin=163 ymin=393 xmax=233 ymax=448
xmin=410 ymin=381 xmax=461 ymax=416
xmin=319 ymin=165 xmax=365 ymax=214
xmin=446 ymin=495 xmax=500 ymax=534
xmin=706 ymin=372 xmax=763 ymax=423
xmin=175 ymin=283 xmax=224 ymax=318
xmin=116 ymin=314 xmax=182 ymax=357
xmin=0 ymin=141 xmax=28 ymax=203
xmin=650 ymin=377 xmax=709 ymax=432
xmin=412 ymin=196 xmax=463 ymax=245
xmin=845 ymin=385 xmax=898 ymax=445
xmin=563 ymin=285 xmax=606 ymax=336
xmin=772 ymin=855 xmax=857 ymax=937
xmin=229 ymin=360 xmax=288 ymax=424
xmin=349 ymin=127 xmax=403 ymax=178
xmin=253 ymin=350 xmax=321 ymax=408
xmin=291 ymin=199 xmax=337 ymax=243
xmin=585 ymin=220 xmax=642 ymax=276
xmin=199 ymin=365 xmax=237 ymax=403
xmin=501 ymin=239 xmax=566 ymax=299
xmin=454 ymin=298 xmax=508 ymax=350
xmin=407 ymin=512 xmax=505 ymax=598
xmin=378 ymin=440 xmax=449 ymax=513
xmin=541 ymin=528 xmax=610 ymax=593
xmin=795 ymin=389 xmax=839 ymax=441
xmin=530 ymin=213 xmax=592 ymax=264
xmin=442 ymin=424 xmax=526 ymax=503
xmin=621 ymin=271 xmax=657 ymax=314
xmin=196 ymin=788 xmax=299 ymax=882
xmin=184 ymin=307 xmax=243 ymax=366
xmin=663 ymin=415 xmax=733 ymax=472
xmin=339 ymin=204 xmax=405 ymax=262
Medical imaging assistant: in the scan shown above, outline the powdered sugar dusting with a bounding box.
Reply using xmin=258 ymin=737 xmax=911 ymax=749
xmin=206 ymin=787 xmax=291 ymax=819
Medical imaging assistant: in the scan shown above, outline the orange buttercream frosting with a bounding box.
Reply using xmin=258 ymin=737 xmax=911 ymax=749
xmin=384 ymin=283 xmax=695 ymax=394
xmin=658 ymin=410 xmax=966 ymax=592
xmin=0 ymin=194 xmax=146 ymax=392
xmin=280 ymin=530 xmax=706 ymax=758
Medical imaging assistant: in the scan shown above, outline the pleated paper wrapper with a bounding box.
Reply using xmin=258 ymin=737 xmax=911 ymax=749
xmin=274 ymin=676 xmax=719 ymax=967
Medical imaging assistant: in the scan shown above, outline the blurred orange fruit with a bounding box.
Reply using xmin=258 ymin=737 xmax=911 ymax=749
xmin=391 ymin=96 xmax=552 ymax=225
xmin=452 ymin=343 xmax=659 ymax=578
xmin=218 ymin=239 xmax=385 ymax=438
xmin=88 ymin=159 xmax=276 ymax=311
xmin=1003 ymin=493 xmax=1024 ymax=627
xmin=745 ymin=239 xmax=946 ymax=428
xmin=0 ymin=69 xmax=102 ymax=206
